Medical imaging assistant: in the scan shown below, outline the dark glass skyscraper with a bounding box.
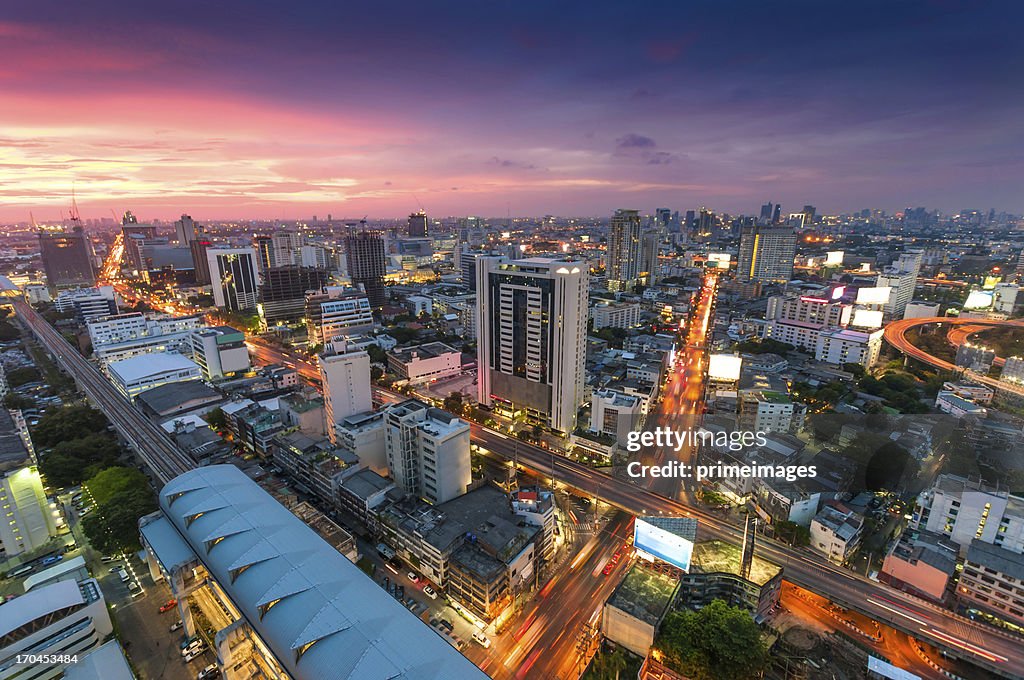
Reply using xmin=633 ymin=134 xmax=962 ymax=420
xmin=38 ymin=226 xmax=96 ymax=288
xmin=344 ymin=226 xmax=387 ymax=308
xmin=408 ymin=211 xmax=428 ymax=237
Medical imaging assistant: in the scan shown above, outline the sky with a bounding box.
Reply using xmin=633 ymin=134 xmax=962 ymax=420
xmin=1 ymin=0 xmax=1022 ymax=222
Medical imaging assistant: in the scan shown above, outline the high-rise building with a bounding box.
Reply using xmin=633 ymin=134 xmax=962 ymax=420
xmin=877 ymin=251 xmax=922 ymax=320
xmin=408 ymin=211 xmax=428 ymax=238
xmin=258 ymin=265 xmax=329 ymax=326
xmin=174 ymin=214 xmax=196 ymax=244
xmin=640 ymin=230 xmax=660 ymax=286
xmin=801 ymin=205 xmax=816 ymax=226
xmin=207 ymin=247 xmax=259 ymax=312
xmin=607 ymin=209 xmax=642 ymax=292
xmin=476 ymin=256 xmax=588 ymax=434
xmin=305 ymin=289 xmax=374 ymax=345
xmin=38 ymin=227 xmax=96 ymax=288
xmin=772 ymin=203 xmax=782 ymax=225
xmin=190 ymin=237 xmax=212 ymax=285
xmin=759 ymin=202 xmax=774 ymax=225
xmin=736 ymin=224 xmax=797 ymax=283
xmin=320 ymin=347 xmax=373 ymax=438
xmin=271 ymin=230 xmax=304 ymax=267
xmin=384 ymin=399 xmax=471 ymax=504
xmin=343 ymin=226 xmax=387 ymax=308
xmin=913 ymin=474 xmax=1024 ymax=555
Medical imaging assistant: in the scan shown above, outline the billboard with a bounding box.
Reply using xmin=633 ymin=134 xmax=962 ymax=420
xmin=825 ymin=250 xmax=844 ymax=266
xmin=856 ymin=286 xmax=892 ymax=305
xmin=707 ymin=253 xmax=731 ymax=269
xmin=708 ymin=354 xmax=742 ymax=381
xmin=964 ymin=290 xmax=993 ymax=310
xmin=851 ymin=309 xmax=884 ymax=328
xmin=867 ymin=657 xmax=920 ymax=680
xmin=633 ymin=517 xmax=696 ymax=572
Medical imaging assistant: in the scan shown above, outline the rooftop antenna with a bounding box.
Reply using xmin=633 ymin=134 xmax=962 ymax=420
xmin=69 ymin=185 xmax=82 ymax=226
xmin=29 ymin=212 xmax=37 ymax=229
xmin=413 ymin=193 xmax=425 ymax=212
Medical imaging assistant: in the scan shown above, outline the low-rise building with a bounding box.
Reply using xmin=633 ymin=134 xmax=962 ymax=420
xmin=809 ymin=503 xmax=864 ymax=564
xmin=387 ymin=342 xmax=463 ymax=384
xmin=880 ymin=529 xmax=958 ymax=602
xmin=957 ymin=539 xmax=1024 ymax=633
xmin=814 ymin=327 xmax=883 ymax=368
xmin=334 ymin=410 xmax=388 ymax=474
xmin=677 ymin=539 xmax=783 ymax=621
xmin=107 ymin=352 xmax=202 ymax=400
xmin=54 ymin=286 xmax=118 ymax=322
xmin=591 ymin=301 xmax=641 ymax=330
xmin=601 ymin=565 xmax=679 ymax=657
xmin=190 ymin=326 xmax=250 ymax=380
xmin=934 ymin=390 xmax=987 ymax=417
xmin=590 ymin=388 xmax=643 ymax=447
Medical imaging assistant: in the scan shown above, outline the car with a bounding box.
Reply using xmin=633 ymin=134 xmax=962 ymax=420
xmin=130 ymin=586 xmax=145 ymax=598
xmin=101 ymin=555 xmax=118 ymax=563
xmin=602 ymin=562 xmax=614 ymax=576
xmin=117 ymin=570 xmax=130 ymax=583
xmin=127 ymin=580 xmax=141 ymax=592
xmin=62 ymin=543 xmax=78 ymax=553
xmin=170 ymin=620 xmax=184 ymax=632
xmin=438 ymin=619 xmax=454 ymax=633
xmin=41 ymin=555 xmax=63 ymax=566
xmin=183 ymin=647 xmax=206 ymax=663
xmin=181 ymin=639 xmax=205 ymax=656
xmin=7 ymin=564 xmax=34 ymax=578
xmin=406 ymin=571 xmax=419 ymax=583
xmin=423 ymin=585 xmax=438 ymax=599
xmin=79 ymin=506 xmax=92 ymax=516
xmin=197 ymin=664 xmax=218 ymax=680
xmin=159 ymin=599 xmax=178 ymax=613
xmin=472 ymin=631 xmax=491 ymax=648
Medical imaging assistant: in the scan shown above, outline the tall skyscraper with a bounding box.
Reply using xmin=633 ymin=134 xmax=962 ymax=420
xmin=772 ymin=203 xmax=782 ymax=225
xmin=640 ymin=230 xmax=660 ymax=286
xmin=190 ymin=237 xmax=212 ymax=285
xmin=759 ymin=202 xmax=774 ymax=224
xmin=877 ymin=250 xmax=923 ymax=320
xmin=475 ymin=256 xmax=588 ymax=434
xmin=344 ymin=226 xmax=387 ymax=308
xmin=384 ymin=399 xmax=471 ymax=504
xmin=258 ymin=265 xmax=329 ymax=325
xmin=801 ymin=205 xmax=816 ymax=226
xmin=38 ymin=226 xmax=96 ymax=288
xmin=408 ymin=211 xmax=428 ymax=238
xmin=174 ymin=214 xmax=197 ymax=244
xmin=206 ymin=247 xmax=259 ymax=311
xmin=320 ymin=346 xmax=373 ymax=439
xmin=606 ymin=209 xmax=642 ymax=292
xmin=737 ymin=224 xmax=797 ymax=283
xmin=271 ymin=230 xmax=304 ymax=266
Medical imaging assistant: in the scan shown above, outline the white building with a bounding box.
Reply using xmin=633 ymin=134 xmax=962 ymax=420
xmin=23 ymin=283 xmax=51 ymax=305
xmin=591 ymin=301 xmax=641 ymax=330
xmin=319 ymin=348 xmax=373 ymax=439
xmin=384 ymin=399 xmax=471 ymax=505
xmin=190 ymin=326 xmax=250 ymax=380
xmin=387 ymin=342 xmax=462 ymax=384
xmin=305 ymin=289 xmax=374 ymax=346
xmin=0 ymin=579 xmax=112 ymax=680
xmin=1002 ymin=356 xmax=1024 ymax=384
xmin=739 ymin=390 xmax=794 ymax=434
xmin=107 ymin=352 xmax=202 ymax=400
xmin=0 ymin=465 xmax=57 ymax=558
xmin=877 ymin=267 xmax=918 ymax=320
xmin=334 ymin=410 xmax=388 ymax=475
xmin=934 ymin=391 xmax=987 ymax=417
xmin=993 ymin=283 xmax=1020 ymax=315
xmin=914 ymin=473 xmax=1024 ymax=554
xmin=763 ymin=293 xmax=852 ymax=351
xmin=590 ymin=388 xmax=643 ymax=447
xmin=53 ymin=286 xmax=118 ymax=322
xmin=476 ymin=256 xmax=588 ymax=434
xmin=207 ymin=247 xmax=259 ymax=311
xmin=810 ymin=504 xmax=864 ymax=564
xmin=87 ymin=312 xmax=204 ymax=348
xmin=815 ymin=328 xmax=883 ymax=368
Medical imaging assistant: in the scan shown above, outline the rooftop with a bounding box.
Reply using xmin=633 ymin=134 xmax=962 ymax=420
xmin=63 ymin=640 xmax=134 ymax=680
xmin=606 ymin=564 xmax=679 ymax=625
xmin=136 ymin=380 xmax=222 ymax=415
xmin=965 ymin=539 xmax=1024 ymax=581
xmin=0 ymin=410 xmax=30 ymax=472
xmin=108 ymin=352 xmax=200 ymax=382
xmin=157 ymin=465 xmax=486 ymax=680
xmin=690 ymin=540 xmax=782 ymax=586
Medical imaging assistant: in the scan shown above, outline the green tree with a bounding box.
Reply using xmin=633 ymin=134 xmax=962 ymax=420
xmin=0 ymin=320 xmax=20 ymax=341
xmin=205 ymin=407 xmax=228 ymax=431
xmin=774 ymin=520 xmax=811 ymax=547
xmin=443 ymin=391 xmax=465 ymax=414
xmin=31 ymin=405 xmax=111 ymax=449
xmin=366 ymin=343 xmax=388 ymax=364
xmin=85 ymin=466 xmax=149 ymax=507
xmin=81 ymin=486 xmax=158 ymax=554
xmin=656 ymin=600 xmax=769 ymax=680
xmin=38 ymin=433 xmax=121 ymax=488
xmin=7 ymin=366 xmax=41 ymax=387
xmin=3 ymin=393 xmax=34 ymax=410
xmin=371 ymin=365 xmax=384 ymax=381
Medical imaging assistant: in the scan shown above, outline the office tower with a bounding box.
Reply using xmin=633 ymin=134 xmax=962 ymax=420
xmin=640 ymin=230 xmax=660 ymax=286
xmin=305 ymin=289 xmax=374 ymax=345
xmin=174 ymin=214 xmax=197 ymax=244
xmin=759 ymin=202 xmax=774 ymax=224
xmin=38 ymin=227 xmax=96 ymax=288
xmin=254 ymin=235 xmax=274 ymax=272
xmin=54 ymin=286 xmax=119 ymax=322
xmin=258 ymin=265 xmax=329 ymax=326
xmin=343 ymin=226 xmax=387 ymax=308
xmin=271 ymin=230 xmax=304 ymax=266
xmin=408 ymin=210 xmax=428 ymax=237
xmin=654 ymin=208 xmax=671 ymax=233
xmin=190 ymin=326 xmax=250 ymax=380
xmin=385 ymin=399 xmax=471 ymax=504
xmin=736 ymin=224 xmax=797 ymax=283
xmin=190 ymin=237 xmax=212 ymax=285
xmin=121 ymin=210 xmax=138 ymax=225
xmin=684 ymin=210 xmax=696 ymax=230
xmin=801 ymin=205 xmax=816 ymax=226
xmin=320 ymin=347 xmax=373 ymax=438
xmin=206 ymin=247 xmax=259 ymax=311
xmin=772 ymin=203 xmax=782 ymax=225
xmin=475 ymin=256 xmax=588 ymax=434
xmin=606 ymin=209 xmax=642 ymax=292
xmin=696 ymin=207 xmax=714 ymax=234
xmin=877 ymin=250 xmax=922 ymax=320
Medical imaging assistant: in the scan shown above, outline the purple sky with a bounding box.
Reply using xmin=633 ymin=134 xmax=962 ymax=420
xmin=1 ymin=0 xmax=1022 ymax=221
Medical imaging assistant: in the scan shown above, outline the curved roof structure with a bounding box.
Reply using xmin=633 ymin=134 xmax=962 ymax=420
xmin=159 ymin=465 xmax=486 ymax=680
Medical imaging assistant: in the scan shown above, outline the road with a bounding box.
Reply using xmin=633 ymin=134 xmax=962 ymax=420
xmin=884 ymin=316 xmax=1024 ymax=396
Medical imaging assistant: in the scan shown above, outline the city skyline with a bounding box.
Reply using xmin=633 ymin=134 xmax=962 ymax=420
xmin=2 ymin=1 xmax=1023 ymax=221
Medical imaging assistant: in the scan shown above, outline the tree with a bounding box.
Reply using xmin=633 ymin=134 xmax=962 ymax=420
xmin=31 ymin=405 xmax=111 ymax=449
xmin=366 ymin=343 xmax=387 ymax=363
xmin=38 ymin=433 xmax=121 ymax=488
xmin=371 ymin=365 xmax=384 ymax=381
xmin=0 ymin=320 xmax=20 ymax=341
xmin=6 ymin=366 xmax=41 ymax=387
xmin=3 ymin=393 xmax=34 ymax=410
xmin=85 ymin=466 xmax=150 ymax=507
xmin=205 ymin=407 xmax=228 ymax=431
xmin=656 ymin=600 xmax=769 ymax=680
xmin=443 ymin=391 xmax=465 ymax=414
xmin=774 ymin=520 xmax=811 ymax=547
xmin=865 ymin=442 xmax=918 ymax=492
xmin=81 ymin=486 xmax=158 ymax=555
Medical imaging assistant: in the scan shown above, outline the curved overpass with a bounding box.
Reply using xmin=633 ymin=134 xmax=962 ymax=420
xmin=883 ymin=316 xmax=1024 ymax=395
